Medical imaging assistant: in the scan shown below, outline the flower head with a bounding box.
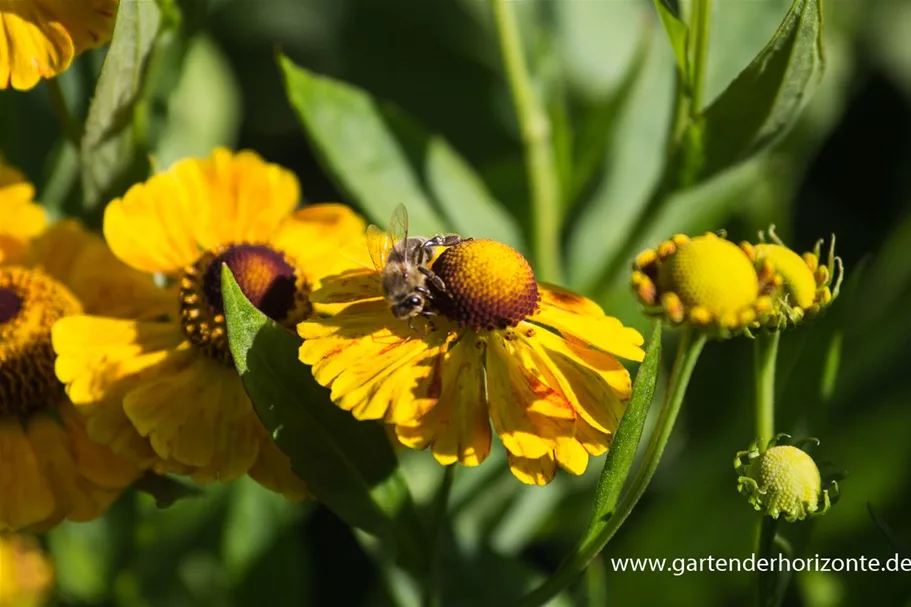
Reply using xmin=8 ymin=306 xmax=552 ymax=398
xmin=632 ymin=232 xmax=770 ymax=337
xmin=734 ymin=434 xmax=838 ymax=522
xmin=52 ymin=148 xmax=367 ymax=500
xmin=0 ymin=533 xmax=53 ymax=606
xmin=740 ymin=226 xmax=843 ymax=329
xmin=298 ymin=223 xmax=645 ymax=485
xmin=0 ymin=0 xmax=119 ymax=90
xmin=0 ymin=158 xmax=160 ymax=531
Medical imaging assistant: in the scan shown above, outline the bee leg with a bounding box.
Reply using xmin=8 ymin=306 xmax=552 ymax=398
xmin=423 ymin=234 xmax=466 ymax=249
xmin=418 ymin=266 xmax=447 ymax=291
xmin=415 ymin=285 xmax=433 ymax=299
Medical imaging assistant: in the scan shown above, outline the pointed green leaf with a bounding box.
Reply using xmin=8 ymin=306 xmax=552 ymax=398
xmin=652 ymin=0 xmax=689 ymax=84
xmin=676 ymin=0 xmax=824 ymax=186
xmin=584 ymin=322 xmax=662 ymax=537
xmin=81 ymin=0 xmax=167 ymax=208
xmin=220 ymin=265 xmax=422 ymax=555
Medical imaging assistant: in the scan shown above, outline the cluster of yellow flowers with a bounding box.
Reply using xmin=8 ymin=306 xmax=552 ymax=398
xmin=0 ymin=144 xmax=648 ymax=536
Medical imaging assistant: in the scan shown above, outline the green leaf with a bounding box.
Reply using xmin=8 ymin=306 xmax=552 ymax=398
xmin=80 ymin=0 xmax=165 ymax=208
xmin=652 ymin=0 xmax=689 ymax=84
xmin=676 ymin=0 xmax=825 ymax=186
xmin=279 ymin=55 xmax=521 ymax=246
xmin=132 ymin=471 xmax=205 ymax=508
xmin=583 ymin=322 xmax=662 ymax=542
xmin=154 ymin=34 xmax=241 ymax=169
xmin=220 ymin=265 xmax=425 ymax=563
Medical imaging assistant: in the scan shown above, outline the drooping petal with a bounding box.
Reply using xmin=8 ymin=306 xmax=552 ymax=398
xmin=0 ymin=420 xmax=54 ymax=531
xmin=0 ymin=3 xmax=74 ymax=91
xmin=24 ymin=413 xmax=123 ymax=527
xmin=57 ymin=401 xmax=139 ymax=490
xmin=395 ymin=334 xmax=492 ymax=467
xmin=486 ymin=334 xmax=574 ymax=460
xmin=507 ymin=451 xmax=557 ymax=486
xmin=532 ymin=303 xmax=645 ymax=363
xmin=122 ymin=357 xmax=259 ymax=481
xmin=518 ymin=324 xmax=628 ymax=436
xmin=538 ymin=282 xmax=604 ymax=315
xmin=38 ymin=0 xmax=118 ymax=54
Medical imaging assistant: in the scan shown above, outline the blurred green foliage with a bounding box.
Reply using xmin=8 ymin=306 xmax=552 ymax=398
xmin=6 ymin=0 xmax=911 ymax=605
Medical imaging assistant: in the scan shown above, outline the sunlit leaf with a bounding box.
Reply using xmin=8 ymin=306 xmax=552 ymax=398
xmin=220 ymin=265 xmax=424 ymax=565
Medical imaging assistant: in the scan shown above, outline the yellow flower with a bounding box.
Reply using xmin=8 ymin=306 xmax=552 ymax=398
xmin=631 ymin=232 xmax=771 ymax=337
xmin=1 ymin=159 xmax=164 ymax=532
xmin=298 ymin=235 xmax=645 ymax=486
xmin=0 ymin=0 xmax=118 ymax=91
xmin=52 ymin=148 xmax=367 ymax=500
xmin=0 ymin=533 xmax=53 ymax=607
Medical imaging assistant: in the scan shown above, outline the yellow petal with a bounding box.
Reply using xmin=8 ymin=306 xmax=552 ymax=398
xmin=28 ymin=220 xmax=174 ymax=319
xmin=532 ymin=304 xmax=645 ymax=362
xmin=25 ymin=413 xmax=122 ymax=526
xmin=247 ymin=437 xmax=309 ymax=501
xmin=507 ymin=452 xmax=556 ymax=486
xmin=0 ymin=4 xmax=74 ymax=91
xmin=396 ymin=334 xmax=491 ymax=467
xmin=538 ymin=283 xmax=604 ymax=315
xmin=39 ymin=0 xmax=118 ymax=54
xmin=271 ymin=203 xmax=367 ymax=279
xmin=554 ymin=436 xmax=588 ymax=476
xmin=0 ymin=420 xmax=54 ymax=531
xmin=58 ymin=401 xmax=139 ymax=490
xmin=519 ymin=325 xmax=628 ymax=436
xmin=486 ymin=334 xmax=573 ymax=460
xmin=0 ymin=159 xmax=45 ymax=264
xmin=122 ymin=356 xmax=259 ymax=480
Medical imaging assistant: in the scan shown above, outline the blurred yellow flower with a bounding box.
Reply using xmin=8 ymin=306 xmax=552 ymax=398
xmin=298 ymin=235 xmax=645 ymax=485
xmin=0 ymin=0 xmax=118 ymax=90
xmin=53 ymin=148 xmax=367 ymax=500
xmin=0 ymin=533 xmax=53 ymax=607
xmin=0 ymin=158 xmax=163 ymax=532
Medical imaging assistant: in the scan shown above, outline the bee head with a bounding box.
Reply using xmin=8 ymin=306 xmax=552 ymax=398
xmin=391 ymin=294 xmax=424 ymax=319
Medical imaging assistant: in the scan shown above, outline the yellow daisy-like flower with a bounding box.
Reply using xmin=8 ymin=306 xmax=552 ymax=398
xmin=52 ymin=148 xmax=367 ymax=500
xmin=0 ymin=533 xmax=53 ymax=606
xmin=631 ymin=232 xmax=772 ymax=337
xmin=297 ymin=234 xmax=645 ymax=485
xmin=0 ymin=0 xmax=118 ymax=90
xmin=1 ymin=159 xmax=166 ymax=532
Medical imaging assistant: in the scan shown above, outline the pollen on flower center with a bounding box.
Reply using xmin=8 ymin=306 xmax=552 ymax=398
xmin=0 ymin=267 xmax=82 ymax=418
xmin=431 ymin=239 xmax=538 ymax=331
xmin=180 ymin=244 xmax=311 ymax=364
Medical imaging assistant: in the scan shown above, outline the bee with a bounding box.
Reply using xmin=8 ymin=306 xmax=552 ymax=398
xmin=366 ymin=203 xmax=465 ymax=323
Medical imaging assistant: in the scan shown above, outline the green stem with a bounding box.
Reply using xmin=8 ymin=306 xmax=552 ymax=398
xmin=518 ymin=328 xmax=707 ymax=607
xmin=754 ymin=330 xmax=780 ymax=451
xmin=46 ymin=78 xmax=83 ymax=148
xmin=689 ymin=0 xmax=713 ymax=118
xmin=490 ymin=0 xmax=563 ymax=284
xmin=587 ymin=0 xmax=714 ymax=298
xmin=422 ymin=465 xmax=455 ymax=607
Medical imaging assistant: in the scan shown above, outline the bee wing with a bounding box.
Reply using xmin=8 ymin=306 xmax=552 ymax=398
xmin=388 ymin=203 xmax=409 ymax=243
xmin=365 ymin=223 xmax=392 ymax=273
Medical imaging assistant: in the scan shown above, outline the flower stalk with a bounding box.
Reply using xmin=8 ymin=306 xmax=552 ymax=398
xmin=489 ymin=0 xmax=563 ymax=284
xmin=46 ymin=78 xmax=83 ymax=148
xmin=754 ymin=330 xmax=780 ymax=451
